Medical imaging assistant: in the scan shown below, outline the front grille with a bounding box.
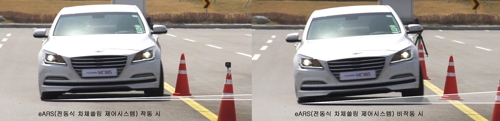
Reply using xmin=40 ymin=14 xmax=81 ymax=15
xmin=44 ymin=79 xmax=156 ymax=86
xmin=327 ymin=57 xmax=386 ymax=81
xmin=70 ymin=55 xmax=128 ymax=78
xmin=301 ymin=79 xmax=415 ymax=91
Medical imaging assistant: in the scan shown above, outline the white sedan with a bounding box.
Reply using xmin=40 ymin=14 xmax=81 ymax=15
xmin=286 ymin=5 xmax=425 ymax=104
xmin=33 ymin=4 xmax=168 ymax=100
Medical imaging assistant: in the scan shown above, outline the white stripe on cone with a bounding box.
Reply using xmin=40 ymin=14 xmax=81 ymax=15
xmin=226 ymin=79 xmax=232 ymax=84
xmin=180 ymin=60 xmax=185 ymax=64
xmin=222 ymin=93 xmax=234 ymax=99
xmin=179 ymin=70 xmax=187 ymax=74
xmin=448 ymin=62 xmax=454 ymax=66
xmin=497 ymin=96 xmax=500 ymax=101
xmin=447 ymin=72 xmax=455 ymax=76
xmin=419 ymin=58 xmax=424 ymax=61
xmin=419 ymin=50 xmax=423 ymax=52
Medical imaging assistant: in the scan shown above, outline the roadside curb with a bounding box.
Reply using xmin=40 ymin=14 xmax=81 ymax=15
xmin=0 ymin=23 xmax=252 ymax=29
xmin=252 ymin=25 xmax=500 ymax=30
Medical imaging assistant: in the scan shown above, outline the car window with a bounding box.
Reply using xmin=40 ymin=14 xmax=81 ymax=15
xmin=53 ymin=12 xmax=146 ymax=36
xmin=306 ymin=12 xmax=401 ymax=40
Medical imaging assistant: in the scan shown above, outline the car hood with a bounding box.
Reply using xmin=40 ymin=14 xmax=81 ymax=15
xmin=297 ymin=34 xmax=413 ymax=61
xmin=42 ymin=34 xmax=155 ymax=57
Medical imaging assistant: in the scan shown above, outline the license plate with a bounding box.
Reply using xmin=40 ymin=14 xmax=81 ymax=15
xmin=339 ymin=70 xmax=376 ymax=81
xmin=82 ymin=68 xmax=117 ymax=77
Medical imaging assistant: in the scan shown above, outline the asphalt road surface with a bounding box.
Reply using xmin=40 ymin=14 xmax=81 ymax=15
xmin=0 ymin=28 xmax=252 ymax=121
xmin=252 ymin=29 xmax=500 ymax=121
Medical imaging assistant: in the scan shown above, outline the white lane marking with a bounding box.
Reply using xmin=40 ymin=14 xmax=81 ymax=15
xmin=311 ymin=90 xmax=500 ymax=104
xmin=271 ymin=35 xmax=276 ymax=38
xmin=245 ymin=34 xmax=252 ymax=36
xmin=215 ymin=28 xmax=220 ymax=30
xmin=183 ymin=38 xmax=196 ymax=42
xmin=475 ymin=46 xmax=492 ymax=51
xmin=166 ymin=34 xmax=177 ymax=37
xmin=435 ymin=36 xmax=444 ymax=39
xmin=206 ymin=44 xmax=222 ymax=49
xmin=485 ymin=30 xmax=490 ymax=32
xmin=1 ymin=38 xmax=6 ymax=42
xmin=451 ymin=40 xmax=464 ymax=44
xmin=260 ymin=46 xmax=268 ymax=50
xmin=0 ymin=44 xmax=2 ymax=48
xmin=235 ymin=52 xmax=252 ymax=57
xmin=33 ymin=28 xmax=37 ymax=29
xmin=267 ymin=40 xmax=273 ymax=43
xmin=6 ymin=33 xmax=11 ymax=37
xmin=439 ymin=30 xmax=443 ymax=32
xmin=252 ymin=54 xmax=261 ymax=60
xmin=252 ymin=29 xmax=255 ymax=31
xmin=299 ymin=30 xmax=303 ymax=31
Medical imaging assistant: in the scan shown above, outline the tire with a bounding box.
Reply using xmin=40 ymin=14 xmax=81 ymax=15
xmin=40 ymin=92 xmax=61 ymax=100
xmin=144 ymin=63 xmax=165 ymax=96
xmin=401 ymin=67 xmax=424 ymax=97
xmin=297 ymin=97 xmax=317 ymax=104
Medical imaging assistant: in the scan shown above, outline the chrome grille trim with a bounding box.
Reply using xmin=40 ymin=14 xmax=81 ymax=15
xmin=327 ymin=57 xmax=386 ymax=81
xmin=70 ymin=55 xmax=128 ymax=78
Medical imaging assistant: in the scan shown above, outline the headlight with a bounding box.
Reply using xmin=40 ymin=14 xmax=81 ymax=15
xmin=43 ymin=52 xmax=66 ymax=65
xmin=133 ymin=48 xmax=155 ymax=62
xmin=298 ymin=54 xmax=323 ymax=69
xmin=391 ymin=47 xmax=413 ymax=63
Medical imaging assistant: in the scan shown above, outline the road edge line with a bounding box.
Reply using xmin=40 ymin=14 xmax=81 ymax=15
xmin=423 ymin=80 xmax=489 ymax=121
xmin=163 ymin=82 xmax=218 ymax=121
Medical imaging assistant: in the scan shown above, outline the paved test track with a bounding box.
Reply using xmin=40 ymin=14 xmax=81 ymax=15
xmin=0 ymin=28 xmax=252 ymax=121
xmin=252 ymin=29 xmax=500 ymax=121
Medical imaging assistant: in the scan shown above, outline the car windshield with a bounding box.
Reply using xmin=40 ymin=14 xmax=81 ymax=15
xmin=306 ymin=12 xmax=401 ymax=40
xmin=53 ymin=12 xmax=146 ymax=36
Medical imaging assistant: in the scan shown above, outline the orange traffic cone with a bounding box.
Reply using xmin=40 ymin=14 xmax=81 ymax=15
xmin=440 ymin=55 xmax=462 ymax=100
xmin=173 ymin=53 xmax=192 ymax=96
xmin=218 ymin=67 xmax=237 ymax=121
xmin=418 ymin=44 xmax=430 ymax=80
xmin=492 ymin=79 xmax=500 ymax=121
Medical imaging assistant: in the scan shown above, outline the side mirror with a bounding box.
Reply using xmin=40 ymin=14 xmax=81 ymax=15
xmin=152 ymin=25 xmax=168 ymax=34
xmin=33 ymin=29 xmax=48 ymax=38
xmin=407 ymin=24 xmax=423 ymax=34
xmin=285 ymin=33 xmax=301 ymax=43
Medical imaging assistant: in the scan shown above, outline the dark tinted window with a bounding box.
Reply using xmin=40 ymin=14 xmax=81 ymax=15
xmin=307 ymin=12 xmax=401 ymax=40
xmin=53 ymin=12 xmax=146 ymax=36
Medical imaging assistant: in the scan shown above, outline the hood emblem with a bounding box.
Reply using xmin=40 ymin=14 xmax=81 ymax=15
xmin=353 ymin=52 xmax=362 ymax=55
xmin=96 ymin=50 xmax=104 ymax=53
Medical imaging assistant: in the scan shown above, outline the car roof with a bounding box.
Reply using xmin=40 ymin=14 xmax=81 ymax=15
xmin=58 ymin=4 xmax=140 ymax=15
xmin=310 ymin=5 xmax=393 ymax=18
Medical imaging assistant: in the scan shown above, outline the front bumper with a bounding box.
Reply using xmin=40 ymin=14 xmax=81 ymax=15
xmin=294 ymin=56 xmax=420 ymax=98
xmin=38 ymin=57 xmax=162 ymax=94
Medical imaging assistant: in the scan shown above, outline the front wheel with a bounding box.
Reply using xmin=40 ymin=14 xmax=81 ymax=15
xmin=144 ymin=63 xmax=165 ymax=96
xmin=401 ymin=67 xmax=424 ymax=97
